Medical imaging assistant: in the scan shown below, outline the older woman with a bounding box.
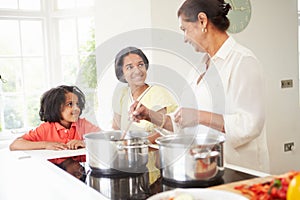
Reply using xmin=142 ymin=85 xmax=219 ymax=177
xmin=130 ymin=0 xmax=269 ymax=172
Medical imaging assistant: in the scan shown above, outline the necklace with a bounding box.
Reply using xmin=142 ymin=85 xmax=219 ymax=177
xmin=129 ymin=85 xmax=152 ymax=103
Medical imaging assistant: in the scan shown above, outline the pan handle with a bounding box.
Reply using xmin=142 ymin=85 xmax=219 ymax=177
xmin=116 ymin=143 xmax=148 ymax=150
xmin=192 ymin=151 xmax=219 ymax=160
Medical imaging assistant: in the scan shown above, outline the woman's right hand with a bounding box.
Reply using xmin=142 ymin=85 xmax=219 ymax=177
xmin=129 ymin=101 xmax=174 ymax=132
xmin=174 ymin=107 xmax=200 ymax=128
xmin=130 ymin=101 xmax=150 ymax=122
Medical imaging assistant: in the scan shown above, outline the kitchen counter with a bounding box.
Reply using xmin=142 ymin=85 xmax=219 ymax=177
xmin=0 ymin=136 xmax=269 ymax=200
xmin=0 ymin=148 xmax=107 ymax=200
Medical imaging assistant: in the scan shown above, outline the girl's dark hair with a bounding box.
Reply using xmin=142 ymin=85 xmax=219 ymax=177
xmin=39 ymin=85 xmax=85 ymax=122
xmin=177 ymin=0 xmax=231 ymax=32
xmin=114 ymin=46 xmax=149 ymax=83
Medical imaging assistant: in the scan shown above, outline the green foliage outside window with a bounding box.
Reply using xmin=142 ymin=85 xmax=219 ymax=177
xmin=80 ymin=29 xmax=97 ymax=89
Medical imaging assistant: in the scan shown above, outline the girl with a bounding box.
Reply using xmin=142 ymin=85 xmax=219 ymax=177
xmin=9 ymin=85 xmax=101 ymax=165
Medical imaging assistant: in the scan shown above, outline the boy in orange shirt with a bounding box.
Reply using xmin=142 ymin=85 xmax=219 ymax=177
xmin=10 ymin=85 xmax=101 ymax=179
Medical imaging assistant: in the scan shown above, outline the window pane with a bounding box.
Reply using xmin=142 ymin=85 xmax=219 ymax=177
xmin=19 ymin=0 xmax=41 ymax=10
xmin=78 ymin=54 xmax=96 ymax=88
xmin=78 ymin=17 xmax=94 ymax=54
xmin=4 ymin=96 xmax=24 ymax=129
xmin=59 ymin=19 xmax=77 ymax=54
xmin=0 ymin=0 xmax=18 ymax=9
xmin=61 ymin=55 xmax=79 ymax=84
xmin=21 ymin=20 xmax=44 ymax=56
xmin=0 ymin=58 xmax=22 ymax=93
xmin=23 ymin=58 xmax=46 ymax=92
xmin=26 ymin=94 xmax=40 ymax=127
xmin=0 ymin=20 xmax=21 ymax=56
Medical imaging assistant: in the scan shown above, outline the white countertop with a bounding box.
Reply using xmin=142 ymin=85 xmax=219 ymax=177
xmin=0 ymin=147 xmax=107 ymax=200
xmin=0 ymin=131 xmax=269 ymax=200
xmin=21 ymin=148 xmax=86 ymax=160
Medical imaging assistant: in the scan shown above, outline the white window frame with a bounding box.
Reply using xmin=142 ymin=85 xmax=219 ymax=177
xmin=0 ymin=0 xmax=95 ymax=132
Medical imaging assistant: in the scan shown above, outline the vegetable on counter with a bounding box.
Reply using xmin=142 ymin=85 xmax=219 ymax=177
xmin=287 ymin=174 xmax=300 ymax=200
xmin=234 ymin=171 xmax=300 ymax=200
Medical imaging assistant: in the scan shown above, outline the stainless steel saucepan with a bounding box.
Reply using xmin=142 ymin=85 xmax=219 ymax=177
xmin=84 ymin=130 xmax=150 ymax=174
xmin=155 ymin=131 xmax=225 ymax=182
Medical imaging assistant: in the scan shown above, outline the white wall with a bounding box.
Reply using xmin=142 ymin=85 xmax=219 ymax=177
xmin=95 ymin=0 xmax=152 ymax=44
xmin=95 ymin=0 xmax=300 ymax=174
xmin=233 ymin=0 xmax=300 ymax=174
xmin=94 ymin=0 xmax=152 ymax=129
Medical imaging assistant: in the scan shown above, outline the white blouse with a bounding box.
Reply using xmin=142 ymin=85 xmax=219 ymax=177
xmin=172 ymin=37 xmax=270 ymax=172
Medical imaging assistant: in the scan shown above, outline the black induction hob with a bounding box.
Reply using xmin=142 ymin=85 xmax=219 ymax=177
xmin=84 ymin=167 xmax=257 ymax=200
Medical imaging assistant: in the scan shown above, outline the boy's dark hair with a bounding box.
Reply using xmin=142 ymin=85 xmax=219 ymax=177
xmin=114 ymin=46 xmax=149 ymax=83
xmin=39 ymin=85 xmax=85 ymax=122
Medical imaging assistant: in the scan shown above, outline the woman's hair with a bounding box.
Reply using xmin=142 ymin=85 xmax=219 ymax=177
xmin=177 ymin=0 xmax=231 ymax=31
xmin=39 ymin=85 xmax=85 ymax=122
xmin=114 ymin=46 xmax=149 ymax=83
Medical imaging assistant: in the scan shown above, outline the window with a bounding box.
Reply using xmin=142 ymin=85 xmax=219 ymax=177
xmin=0 ymin=0 xmax=95 ymax=132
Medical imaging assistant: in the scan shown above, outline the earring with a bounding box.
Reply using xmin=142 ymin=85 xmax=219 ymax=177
xmin=202 ymin=27 xmax=207 ymax=33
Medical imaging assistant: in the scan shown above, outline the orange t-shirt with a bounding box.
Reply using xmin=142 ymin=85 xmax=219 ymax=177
xmin=22 ymin=118 xmax=100 ymax=164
